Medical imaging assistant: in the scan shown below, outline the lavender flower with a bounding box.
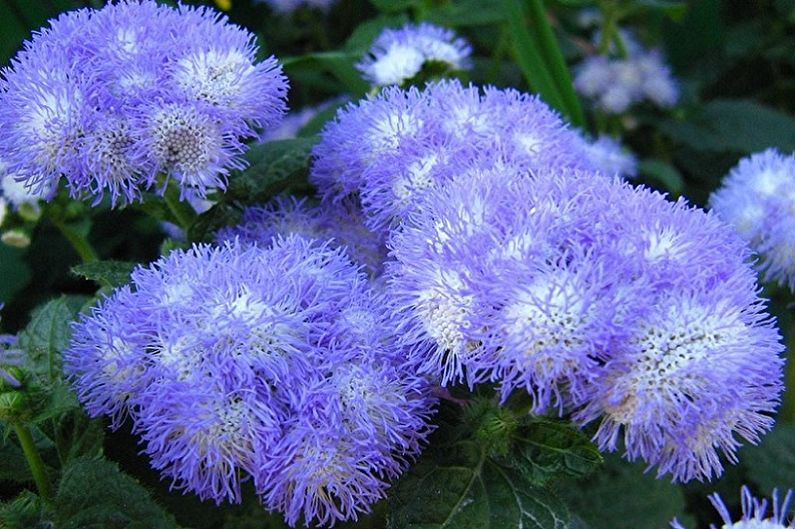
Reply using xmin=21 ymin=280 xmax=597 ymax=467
xmin=0 ymin=0 xmax=288 ymax=207
xmin=357 ymin=23 xmax=472 ymax=86
xmin=311 ymin=80 xmax=593 ymax=233
xmin=65 ymin=237 xmax=435 ymax=524
xmin=216 ymin=196 xmax=387 ymax=276
xmin=710 ymin=148 xmax=795 ymax=290
xmin=579 ymin=134 xmax=638 ymax=179
xmin=574 ymin=43 xmax=678 ymax=113
xmin=672 ymin=486 xmax=794 ymax=529
xmin=255 ymin=0 xmax=338 ymax=14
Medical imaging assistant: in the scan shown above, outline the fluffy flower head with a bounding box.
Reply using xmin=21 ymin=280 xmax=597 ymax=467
xmin=357 ymin=23 xmax=472 ymax=86
xmin=710 ymin=148 xmax=795 ymax=290
xmin=672 ymin=486 xmax=794 ymax=529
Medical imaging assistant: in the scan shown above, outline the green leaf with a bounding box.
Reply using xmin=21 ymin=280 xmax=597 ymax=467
xmin=17 ymin=296 xmax=86 ymax=380
xmin=502 ymin=418 xmax=602 ymax=486
xmin=344 ymin=14 xmax=409 ymax=53
xmin=388 ymin=439 xmax=570 ymax=529
xmin=504 ymin=0 xmax=567 ymax=117
xmin=424 ymin=0 xmax=507 ymax=26
xmin=229 ymin=137 xmax=318 ymax=202
xmin=0 ymin=244 xmax=32 ymax=305
xmin=72 ymin=260 xmax=136 ymax=289
xmin=51 ymin=408 xmax=104 ymax=464
xmin=0 ymin=437 xmax=33 ymax=484
xmin=628 ymin=0 xmax=688 ymax=20
xmin=559 ymin=453 xmax=689 ymax=529
xmin=638 ymin=159 xmax=685 ymax=195
xmin=369 ymin=0 xmax=417 ymax=12
xmin=743 ymin=423 xmax=795 ymax=494
xmin=0 ymin=491 xmax=49 ymax=529
xmin=54 ymin=457 xmax=178 ymax=529
xmin=657 ymin=99 xmax=795 ymax=153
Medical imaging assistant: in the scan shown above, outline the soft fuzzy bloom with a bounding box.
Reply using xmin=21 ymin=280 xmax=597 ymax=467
xmin=0 ymin=160 xmax=53 ymax=209
xmin=65 ymin=237 xmax=435 ymax=524
xmin=255 ymin=0 xmax=338 ymax=14
xmin=311 ymin=80 xmax=593 ymax=233
xmin=573 ymin=182 xmax=783 ymax=482
xmin=579 ymin=134 xmax=638 ymax=179
xmin=357 ymin=23 xmax=471 ymax=86
xmin=0 ymin=0 xmax=287 ymax=207
xmin=216 ymin=196 xmax=387 ymax=276
xmin=574 ymin=42 xmax=678 ymax=113
xmin=710 ymin=148 xmax=795 ymax=290
xmin=386 ymin=151 xmax=783 ymax=480
xmin=672 ymin=486 xmax=794 ymax=529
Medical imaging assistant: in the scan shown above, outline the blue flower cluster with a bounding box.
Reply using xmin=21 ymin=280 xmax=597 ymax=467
xmin=357 ymin=23 xmax=472 ymax=86
xmin=65 ymin=238 xmax=435 ymax=526
xmin=672 ymin=486 xmax=794 ymax=529
xmin=574 ymin=33 xmax=678 ymax=113
xmin=710 ymin=148 xmax=795 ymax=291
xmin=216 ymin=196 xmax=387 ymax=277
xmin=312 ymin=81 xmax=784 ymax=483
xmin=0 ymin=1 xmax=288 ymax=206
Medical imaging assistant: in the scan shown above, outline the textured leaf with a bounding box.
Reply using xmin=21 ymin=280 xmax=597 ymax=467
xmin=51 ymin=408 xmax=105 ymax=464
xmin=502 ymin=418 xmax=602 ymax=486
xmin=0 ymin=438 xmax=33 ymax=483
xmin=559 ymin=453 xmax=689 ymax=529
xmin=388 ymin=439 xmax=570 ymax=529
xmin=344 ymin=14 xmax=409 ymax=53
xmin=72 ymin=260 xmax=136 ymax=289
xmin=657 ymin=99 xmax=795 ymax=153
xmin=54 ymin=457 xmax=178 ymax=529
xmin=743 ymin=423 xmax=795 ymax=494
xmin=0 ymin=491 xmax=49 ymax=529
xmin=17 ymin=296 xmax=85 ymax=380
xmin=228 ymin=137 xmax=318 ymax=202
xmin=638 ymin=159 xmax=685 ymax=195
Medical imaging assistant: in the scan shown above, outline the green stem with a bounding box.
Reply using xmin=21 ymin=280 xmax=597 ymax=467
xmin=13 ymin=422 xmax=53 ymax=503
xmin=162 ymin=181 xmax=197 ymax=232
xmin=525 ymin=0 xmax=586 ymax=128
xmin=51 ymin=219 xmax=98 ymax=263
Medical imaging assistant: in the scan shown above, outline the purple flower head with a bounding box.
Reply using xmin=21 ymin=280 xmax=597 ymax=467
xmin=357 ymin=23 xmax=472 ymax=86
xmin=65 ymin=237 xmax=435 ymax=521
xmin=672 ymin=486 xmax=794 ymax=529
xmin=312 ymin=80 xmax=593 ymax=234
xmin=710 ymin=148 xmax=795 ymax=290
xmin=216 ymin=196 xmax=387 ymax=277
xmin=574 ymin=43 xmax=678 ymax=113
xmin=579 ymin=134 xmax=638 ymax=179
xmin=254 ymin=0 xmax=338 ymax=14
xmin=574 ymin=183 xmax=784 ymax=482
xmin=0 ymin=0 xmax=288 ymax=207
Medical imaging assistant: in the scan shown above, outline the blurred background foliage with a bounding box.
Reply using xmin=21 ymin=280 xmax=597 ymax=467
xmin=1 ymin=1 xmax=794 ymax=528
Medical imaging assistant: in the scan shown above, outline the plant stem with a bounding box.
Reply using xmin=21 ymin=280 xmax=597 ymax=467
xmin=13 ymin=422 xmax=53 ymax=503
xmin=162 ymin=181 xmax=196 ymax=232
xmin=51 ymin=219 xmax=98 ymax=263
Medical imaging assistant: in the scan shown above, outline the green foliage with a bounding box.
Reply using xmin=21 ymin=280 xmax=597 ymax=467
xmin=54 ymin=457 xmax=178 ymax=529
xmin=17 ymin=296 xmax=86 ymax=380
xmin=0 ymin=491 xmax=49 ymax=529
xmin=559 ymin=453 xmax=690 ymax=529
xmin=657 ymin=99 xmax=795 ymax=154
xmin=743 ymin=422 xmax=795 ymax=494
xmin=72 ymin=260 xmax=136 ymax=289
xmin=502 ymin=418 xmax=603 ymax=487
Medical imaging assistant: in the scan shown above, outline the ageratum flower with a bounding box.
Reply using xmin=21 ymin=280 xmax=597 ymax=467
xmin=574 ymin=41 xmax=678 ymax=113
xmin=64 ymin=237 xmax=435 ymax=525
xmin=255 ymin=0 xmax=338 ymax=14
xmin=357 ymin=23 xmax=472 ymax=86
xmin=0 ymin=0 xmax=288 ymax=206
xmin=579 ymin=134 xmax=638 ymax=179
xmin=574 ymin=181 xmax=783 ymax=482
xmin=216 ymin=195 xmax=387 ymax=276
xmin=710 ymin=148 xmax=795 ymax=290
xmin=311 ymin=80 xmax=593 ymax=233
xmin=672 ymin=486 xmax=794 ymax=529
